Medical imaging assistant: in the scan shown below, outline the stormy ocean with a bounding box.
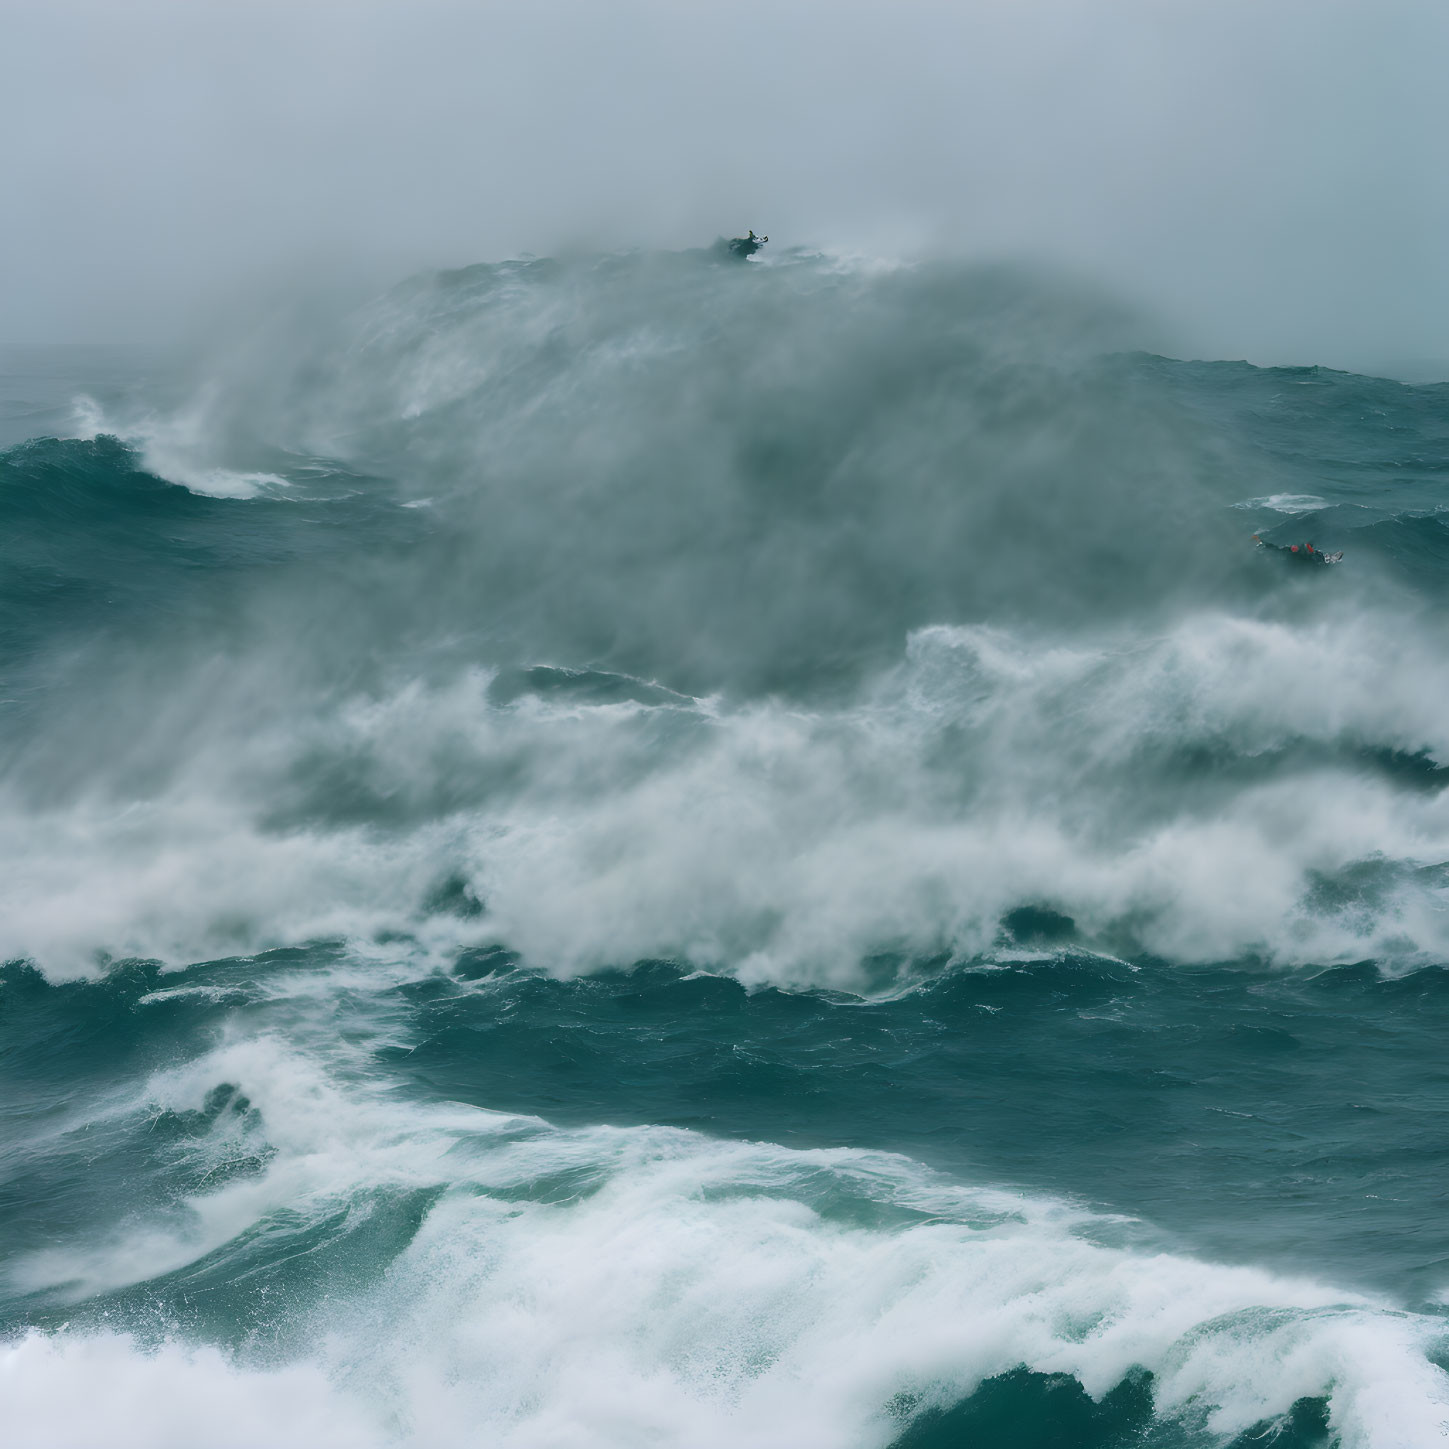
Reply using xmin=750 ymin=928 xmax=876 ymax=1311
xmin=3 ymin=248 xmax=1448 ymax=1448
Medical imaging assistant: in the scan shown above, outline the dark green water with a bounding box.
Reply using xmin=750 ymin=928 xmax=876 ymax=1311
xmin=2 ymin=253 xmax=1448 ymax=1447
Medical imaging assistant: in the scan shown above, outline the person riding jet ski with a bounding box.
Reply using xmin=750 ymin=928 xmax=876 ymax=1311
xmin=1252 ymin=535 xmax=1343 ymax=564
xmin=726 ymin=230 xmax=768 ymax=259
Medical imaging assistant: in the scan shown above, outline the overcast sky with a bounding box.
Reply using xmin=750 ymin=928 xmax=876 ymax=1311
xmin=3 ymin=0 xmax=1445 ymax=368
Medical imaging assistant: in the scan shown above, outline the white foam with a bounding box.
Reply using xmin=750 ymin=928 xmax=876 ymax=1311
xmin=1233 ymin=493 xmax=1328 ymax=513
xmin=68 ymin=390 xmax=290 ymax=498
xmin=6 ymin=610 xmax=1449 ymax=984
xmin=0 ymin=1332 xmax=376 ymax=1449
xmin=5 ymin=1035 xmax=1447 ymax=1449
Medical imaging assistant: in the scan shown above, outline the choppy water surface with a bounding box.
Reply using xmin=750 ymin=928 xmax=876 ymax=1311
xmin=2 ymin=251 xmax=1448 ymax=1447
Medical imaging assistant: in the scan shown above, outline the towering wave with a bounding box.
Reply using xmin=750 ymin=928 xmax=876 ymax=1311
xmin=3 ymin=249 xmax=1446 ymax=979
xmin=2 ymin=250 xmax=1447 ymax=1447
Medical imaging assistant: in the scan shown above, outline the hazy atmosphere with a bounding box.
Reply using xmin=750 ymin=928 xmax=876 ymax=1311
xmin=4 ymin=0 xmax=1447 ymax=368
xmin=5 ymin=5 xmax=1449 ymax=1448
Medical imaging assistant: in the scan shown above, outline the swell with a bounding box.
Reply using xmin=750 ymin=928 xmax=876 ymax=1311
xmin=2 ymin=958 xmax=1446 ymax=1449
xmin=8 ymin=951 xmax=1448 ymax=1302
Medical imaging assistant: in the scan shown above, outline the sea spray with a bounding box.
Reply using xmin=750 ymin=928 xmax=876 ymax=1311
xmin=3 ymin=252 xmax=1448 ymax=1447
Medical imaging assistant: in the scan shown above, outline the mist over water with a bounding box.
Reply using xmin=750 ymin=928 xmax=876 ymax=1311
xmin=6 ymin=0 xmax=1449 ymax=373
xmin=6 ymin=252 xmax=1448 ymax=979
xmin=3 ymin=247 xmax=1449 ymax=1447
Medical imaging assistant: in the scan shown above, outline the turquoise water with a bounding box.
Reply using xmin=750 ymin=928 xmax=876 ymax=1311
xmin=2 ymin=252 xmax=1448 ymax=1447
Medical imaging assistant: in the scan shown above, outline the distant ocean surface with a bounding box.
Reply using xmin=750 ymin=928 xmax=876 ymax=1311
xmin=3 ymin=250 xmax=1448 ymax=1448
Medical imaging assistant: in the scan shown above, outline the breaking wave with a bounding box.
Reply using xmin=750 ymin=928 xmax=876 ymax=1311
xmin=4 ymin=249 xmax=1448 ymax=1447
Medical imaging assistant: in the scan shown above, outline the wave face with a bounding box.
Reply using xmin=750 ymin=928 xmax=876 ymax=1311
xmin=2 ymin=253 xmax=1449 ymax=1447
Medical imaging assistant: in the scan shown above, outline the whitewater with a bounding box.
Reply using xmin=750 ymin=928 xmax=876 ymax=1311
xmin=2 ymin=248 xmax=1448 ymax=1448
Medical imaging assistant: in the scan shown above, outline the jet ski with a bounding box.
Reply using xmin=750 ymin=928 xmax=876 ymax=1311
xmin=725 ymin=230 xmax=768 ymax=260
xmin=1253 ymin=535 xmax=1343 ymax=564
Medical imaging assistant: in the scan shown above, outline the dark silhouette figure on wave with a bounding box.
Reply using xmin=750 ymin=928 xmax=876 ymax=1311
xmin=724 ymin=230 xmax=768 ymax=260
xmin=1253 ymin=535 xmax=1343 ymax=565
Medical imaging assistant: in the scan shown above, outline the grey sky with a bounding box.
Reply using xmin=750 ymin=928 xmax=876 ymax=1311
xmin=3 ymin=0 xmax=1445 ymax=368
